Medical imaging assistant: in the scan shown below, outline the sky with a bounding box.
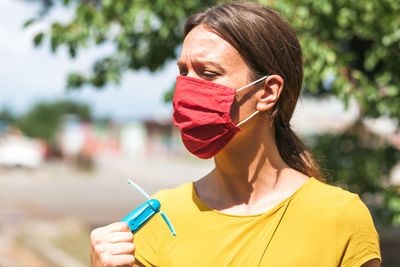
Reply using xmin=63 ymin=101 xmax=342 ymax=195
xmin=0 ymin=0 xmax=177 ymax=121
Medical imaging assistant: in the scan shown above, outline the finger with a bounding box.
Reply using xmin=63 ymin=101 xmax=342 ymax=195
xmin=109 ymin=242 xmax=135 ymax=255
xmin=107 ymin=232 xmax=134 ymax=243
xmin=94 ymin=241 xmax=135 ymax=255
xmin=104 ymin=222 xmax=131 ymax=233
xmin=101 ymin=253 xmax=135 ymax=267
xmin=91 ymin=227 xmax=109 ymax=246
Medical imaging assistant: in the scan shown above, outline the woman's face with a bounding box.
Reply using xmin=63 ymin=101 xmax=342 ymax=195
xmin=177 ymin=25 xmax=259 ymax=124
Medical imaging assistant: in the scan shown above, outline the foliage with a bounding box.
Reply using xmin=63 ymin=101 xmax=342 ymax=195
xmin=25 ymin=0 xmax=400 ymax=225
xmin=18 ymin=100 xmax=91 ymax=144
xmin=25 ymin=0 xmax=219 ymax=88
xmin=0 ymin=108 xmax=16 ymax=125
xmin=269 ymin=0 xmax=400 ymax=119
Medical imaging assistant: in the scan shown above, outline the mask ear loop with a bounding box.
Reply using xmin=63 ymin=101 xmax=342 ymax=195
xmin=237 ymin=110 xmax=260 ymax=126
xmin=236 ymin=75 xmax=268 ymax=92
xmin=236 ymin=75 xmax=268 ymax=127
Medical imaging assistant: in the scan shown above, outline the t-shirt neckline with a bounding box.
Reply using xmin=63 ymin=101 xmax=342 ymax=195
xmin=191 ymin=177 xmax=316 ymax=218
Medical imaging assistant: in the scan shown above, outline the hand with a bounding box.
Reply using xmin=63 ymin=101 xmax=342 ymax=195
xmin=90 ymin=222 xmax=135 ymax=267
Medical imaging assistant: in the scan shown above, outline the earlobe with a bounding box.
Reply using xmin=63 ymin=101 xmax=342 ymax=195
xmin=256 ymin=75 xmax=284 ymax=112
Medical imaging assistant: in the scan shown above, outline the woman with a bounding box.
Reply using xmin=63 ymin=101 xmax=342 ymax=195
xmin=90 ymin=2 xmax=381 ymax=266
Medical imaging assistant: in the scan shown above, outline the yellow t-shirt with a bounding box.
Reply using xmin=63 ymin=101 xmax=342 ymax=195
xmin=134 ymin=177 xmax=381 ymax=266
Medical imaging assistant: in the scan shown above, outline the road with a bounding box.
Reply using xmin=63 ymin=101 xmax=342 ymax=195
xmin=0 ymin=154 xmax=213 ymax=225
xmin=0 ymin=154 xmax=214 ymax=266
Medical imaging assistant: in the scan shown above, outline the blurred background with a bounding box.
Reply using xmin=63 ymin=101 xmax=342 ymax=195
xmin=0 ymin=0 xmax=399 ymax=266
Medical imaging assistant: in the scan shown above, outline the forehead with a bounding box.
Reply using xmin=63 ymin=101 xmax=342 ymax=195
xmin=179 ymin=25 xmax=244 ymax=67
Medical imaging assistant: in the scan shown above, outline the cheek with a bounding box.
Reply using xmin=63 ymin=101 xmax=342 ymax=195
xmin=229 ymin=97 xmax=240 ymax=124
xmin=229 ymin=92 xmax=257 ymax=124
xmin=231 ymin=90 xmax=260 ymax=124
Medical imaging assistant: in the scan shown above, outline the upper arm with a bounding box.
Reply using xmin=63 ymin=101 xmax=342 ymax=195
xmin=360 ymin=258 xmax=380 ymax=267
xmin=336 ymin=194 xmax=381 ymax=266
xmin=134 ymin=259 xmax=147 ymax=267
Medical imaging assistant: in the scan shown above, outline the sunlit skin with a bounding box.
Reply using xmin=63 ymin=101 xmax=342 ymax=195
xmin=178 ymin=25 xmax=310 ymax=216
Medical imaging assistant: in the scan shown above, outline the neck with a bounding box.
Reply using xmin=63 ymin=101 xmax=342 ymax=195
xmin=209 ymin=116 xmax=289 ymax=205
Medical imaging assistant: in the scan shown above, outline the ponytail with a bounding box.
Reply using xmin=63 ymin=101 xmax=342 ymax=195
xmin=275 ymin=121 xmax=324 ymax=182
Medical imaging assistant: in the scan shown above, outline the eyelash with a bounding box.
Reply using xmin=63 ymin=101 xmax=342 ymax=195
xmin=178 ymin=69 xmax=220 ymax=79
xmin=202 ymin=72 xmax=219 ymax=78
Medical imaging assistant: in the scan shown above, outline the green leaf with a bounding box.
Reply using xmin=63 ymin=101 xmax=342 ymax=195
xmin=67 ymin=73 xmax=86 ymax=89
xmin=23 ymin=18 xmax=37 ymax=28
xmin=33 ymin=32 xmax=44 ymax=46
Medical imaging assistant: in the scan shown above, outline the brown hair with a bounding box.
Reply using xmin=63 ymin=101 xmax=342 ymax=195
xmin=184 ymin=1 xmax=324 ymax=181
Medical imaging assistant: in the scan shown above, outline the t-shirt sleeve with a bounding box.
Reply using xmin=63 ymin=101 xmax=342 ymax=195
xmin=336 ymin=194 xmax=381 ymax=267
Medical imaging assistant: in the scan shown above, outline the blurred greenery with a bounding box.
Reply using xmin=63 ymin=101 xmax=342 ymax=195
xmin=18 ymin=100 xmax=92 ymax=144
xmin=273 ymin=0 xmax=400 ymax=119
xmin=0 ymin=108 xmax=17 ymax=125
xmin=25 ymin=0 xmax=400 ymax=225
xmin=25 ymin=0 xmax=219 ymax=88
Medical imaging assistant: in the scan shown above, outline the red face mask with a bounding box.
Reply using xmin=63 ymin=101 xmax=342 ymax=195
xmin=172 ymin=75 xmax=267 ymax=159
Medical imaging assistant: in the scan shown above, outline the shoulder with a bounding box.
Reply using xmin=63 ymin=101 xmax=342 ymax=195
xmin=301 ymin=178 xmax=366 ymax=211
xmin=307 ymin=178 xmax=356 ymax=198
xmin=295 ymin=178 xmax=379 ymax=234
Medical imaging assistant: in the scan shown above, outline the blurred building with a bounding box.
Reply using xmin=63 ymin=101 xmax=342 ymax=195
xmin=58 ymin=116 xmax=186 ymax=160
xmin=0 ymin=123 xmax=45 ymax=168
xmin=142 ymin=119 xmax=186 ymax=156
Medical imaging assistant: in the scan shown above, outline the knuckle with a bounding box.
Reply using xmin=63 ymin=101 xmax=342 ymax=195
xmin=127 ymin=255 xmax=135 ymax=266
xmin=127 ymin=232 xmax=134 ymax=241
xmin=90 ymin=229 xmax=98 ymax=240
xmin=91 ymin=236 xmax=102 ymax=246
xmin=90 ymin=227 xmax=105 ymax=244
xmin=100 ymin=252 xmax=111 ymax=266
xmin=112 ymin=221 xmax=123 ymax=227
xmin=127 ymin=242 xmax=135 ymax=253
xmin=118 ymin=222 xmax=129 ymax=231
xmin=120 ymin=222 xmax=130 ymax=231
xmin=108 ymin=222 xmax=126 ymax=233
xmin=93 ymin=243 xmax=105 ymax=254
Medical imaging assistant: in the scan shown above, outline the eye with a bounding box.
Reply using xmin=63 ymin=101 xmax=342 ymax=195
xmin=201 ymin=70 xmax=219 ymax=79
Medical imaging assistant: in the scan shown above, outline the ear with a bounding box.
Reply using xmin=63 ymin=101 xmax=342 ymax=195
xmin=256 ymin=75 xmax=284 ymax=112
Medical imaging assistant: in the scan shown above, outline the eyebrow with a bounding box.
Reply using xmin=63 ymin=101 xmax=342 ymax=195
xmin=177 ymin=61 xmax=185 ymax=68
xmin=177 ymin=60 xmax=224 ymax=72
